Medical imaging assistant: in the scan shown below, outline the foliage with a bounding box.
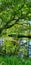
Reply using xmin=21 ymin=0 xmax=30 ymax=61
xmin=0 ymin=0 xmax=31 ymax=37
xmin=0 ymin=0 xmax=31 ymax=58
xmin=0 ymin=38 xmax=19 ymax=55
xmin=0 ymin=37 xmax=29 ymax=57
xmin=0 ymin=56 xmax=31 ymax=65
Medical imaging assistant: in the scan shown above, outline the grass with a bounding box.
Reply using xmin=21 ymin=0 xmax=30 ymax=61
xmin=0 ymin=55 xmax=31 ymax=65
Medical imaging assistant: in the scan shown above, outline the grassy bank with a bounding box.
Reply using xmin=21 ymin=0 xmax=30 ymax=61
xmin=0 ymin=56 xmax=31 ymax=65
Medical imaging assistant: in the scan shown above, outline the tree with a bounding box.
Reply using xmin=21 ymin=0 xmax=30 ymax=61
xmin=0 ymin=0 xmax=31 ymax=37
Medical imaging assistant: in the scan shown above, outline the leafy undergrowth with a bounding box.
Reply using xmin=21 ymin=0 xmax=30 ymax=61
xmin=0 ymin=56 xmax=31 ymax=65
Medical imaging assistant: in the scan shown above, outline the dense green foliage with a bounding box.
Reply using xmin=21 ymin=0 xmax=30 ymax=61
xmin=0 ymin=37 xmax=29 ymax=57
xmin=0 ymin=0 xmax=31 ymax=58
xmin=0 ymin=56 xmax=31 ymax=65
xmin=0 ymin=0 xmax=31 ymax=37
xmin=0 ymin=37 xmax=19 ymax=55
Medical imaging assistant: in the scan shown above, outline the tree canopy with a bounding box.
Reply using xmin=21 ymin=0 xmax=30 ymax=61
xmin=0 ymin=0 xmax=31 ymax=37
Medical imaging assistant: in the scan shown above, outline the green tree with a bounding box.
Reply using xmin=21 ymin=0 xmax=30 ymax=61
xmin=0 ymin=0 xmax=31 ymax=37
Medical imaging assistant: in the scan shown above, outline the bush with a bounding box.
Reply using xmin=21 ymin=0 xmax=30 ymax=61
xmin=0 ymin=39 xmax=19 ymax=55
